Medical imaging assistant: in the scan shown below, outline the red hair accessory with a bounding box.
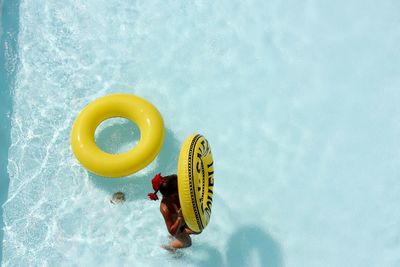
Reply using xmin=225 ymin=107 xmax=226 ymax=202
xmin=148 ymin=192 xmax=159 ymax=201
xmin=148 ymin=173 xmax=163 ymax=201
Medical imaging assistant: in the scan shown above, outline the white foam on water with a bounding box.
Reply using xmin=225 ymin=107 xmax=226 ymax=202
xmin=3 ymin=0 xmax=400 ymax=266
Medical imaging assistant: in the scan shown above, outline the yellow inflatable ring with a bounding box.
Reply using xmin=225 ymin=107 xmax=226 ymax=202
xmin=178 ymin=134 xmax=214 ymax=233
xmin=71 ymin=94 xmax=164 ymax=178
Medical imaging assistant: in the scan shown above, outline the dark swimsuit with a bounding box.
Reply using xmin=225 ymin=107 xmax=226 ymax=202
xmin=178 ymin=222 xmax=187 ymax=234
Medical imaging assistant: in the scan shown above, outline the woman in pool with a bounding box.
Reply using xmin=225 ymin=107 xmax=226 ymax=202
xmin=148 ymin=173 xmax=196 ymax=250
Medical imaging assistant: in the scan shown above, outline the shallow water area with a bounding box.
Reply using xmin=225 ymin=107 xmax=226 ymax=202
xmin=2 ymin=0 xmax=400 ymax=266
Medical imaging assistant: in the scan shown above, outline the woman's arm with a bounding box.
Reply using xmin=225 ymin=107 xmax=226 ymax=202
xmin=160 ymin=204 xmax=185 ymax=236
xmin=184 ymin=228 xmax=198 ymax=235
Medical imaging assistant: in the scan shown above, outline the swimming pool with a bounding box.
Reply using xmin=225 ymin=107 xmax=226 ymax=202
xmin=2 ymin=0 xmax=400 ymax=266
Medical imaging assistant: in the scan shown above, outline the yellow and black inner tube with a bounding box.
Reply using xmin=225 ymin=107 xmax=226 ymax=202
xmin=71 ymin=94 xmax=164 ymax=178
xmin=178 ymin=134 xmax=214 ymax=233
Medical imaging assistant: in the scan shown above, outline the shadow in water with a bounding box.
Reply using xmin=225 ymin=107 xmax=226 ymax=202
xmin=95 ymin=118 xmax=141 ymax=154
xmin=190 ymin=225 xmax=283 ymax=267
xmin=88 ymin=119 xmax=180 ymax=201
xmin=226 ymin=225 xmax=283 ymax=267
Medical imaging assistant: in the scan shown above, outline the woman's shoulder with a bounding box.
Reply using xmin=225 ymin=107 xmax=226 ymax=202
xmin=160 ymin=200 xmax=169 ymax=214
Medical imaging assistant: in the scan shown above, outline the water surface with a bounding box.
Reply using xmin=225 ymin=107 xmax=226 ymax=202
xmin=2 ymin=0 xmax=400 ymax=266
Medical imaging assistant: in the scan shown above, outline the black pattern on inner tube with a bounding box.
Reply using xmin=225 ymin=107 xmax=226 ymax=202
xmin=200 ymin=140 xmax=208 ymax=209
xmin=188 ymin=134 xmax=204 ymax=230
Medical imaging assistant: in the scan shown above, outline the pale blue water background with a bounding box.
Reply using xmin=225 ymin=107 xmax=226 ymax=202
xmin=2 ymin=0 xmax=400 ymax=266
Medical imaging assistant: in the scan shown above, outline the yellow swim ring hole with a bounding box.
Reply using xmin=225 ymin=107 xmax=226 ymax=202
xmin=178 ymin=134 xmax=214 ymax=233
xmin=71 ymin=94 xmax=164 ymax=178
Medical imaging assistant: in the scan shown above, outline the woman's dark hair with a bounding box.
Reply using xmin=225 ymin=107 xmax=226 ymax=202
xmin=159 ymin=174 xmax=178 ymax=197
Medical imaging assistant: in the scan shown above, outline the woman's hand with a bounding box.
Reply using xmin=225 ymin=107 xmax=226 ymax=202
xmin=177 ymin=208 xmax=183 ymax=218
xmin=173 ymin=204 xmax=183 ymax=218
xmin=184 ymin=228 xmax=198 ymax=235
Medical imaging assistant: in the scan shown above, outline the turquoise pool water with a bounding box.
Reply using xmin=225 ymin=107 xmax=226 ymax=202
xmin=0 ymin=0 xmax=19 ymax=263
xmin=2 ymin=0 xmax=400 ymax=266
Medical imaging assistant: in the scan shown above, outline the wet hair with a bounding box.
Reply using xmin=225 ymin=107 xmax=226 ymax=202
xmin=159 ymin=174 xmax=178 ymax=197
